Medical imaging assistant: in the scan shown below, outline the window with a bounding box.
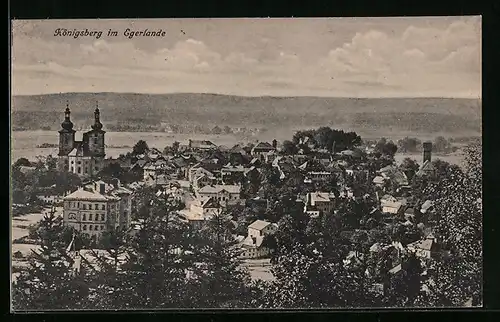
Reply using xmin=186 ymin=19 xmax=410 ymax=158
xmin=83 ymin=225 xmax=87 ymax=231
xmin=101 ymin=214 xmax=105 ymax=221
xmin=71 ymin=167 xmax=74 ymax=172
xmin=89 ymin=204 xmax=93 ymax=210
xmin=94 ymin=137 xmax=98 ymax=144
xmin=71 ymin=161 xmax=74 ymax=164
xmin=82 ymin=214 xmax=86 ymax=221
xmin=101 ymin=204 xmax=105 ymax=210
xmin=84 ymin=167 xmax=88 ymax=173
xmin=89 ymin=225 xmax=93 ymax=231
xmin=77 ymin=161 xmax=81 ymax=165
xmin=101 ymin=225 xmax=104 ymax=230
xmin=95 ymin=204 xmax=98 ymax=210
xmin=95 ymin=225 xmax=99 ymax=231
xmin=78 ymin=167 xmax=81 ymax=174
xmin=82 ymin=204 xmax=87 ymax=210
xmin=95 ymin=167 xmax=99 ymax=172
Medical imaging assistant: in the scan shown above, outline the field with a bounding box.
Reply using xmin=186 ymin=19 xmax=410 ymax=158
xmin=12 ymin=130 xmax=469 ymax=165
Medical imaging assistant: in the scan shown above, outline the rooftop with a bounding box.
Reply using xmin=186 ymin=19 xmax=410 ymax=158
xmin=248 ymin=219 xmax=271 ymax=231
xmin=63 ymin=188 xmax=109 ymax=201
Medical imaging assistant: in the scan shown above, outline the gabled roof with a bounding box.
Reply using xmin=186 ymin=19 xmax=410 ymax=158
xmin=201 ymin=197 xmax=222 ymax=209
xmin=252 ymin=142 xmax=274 ymax=150
xmin=63 ymin=188 xmax=108 ymax=201
xmin=408 ymin=238 xmax=435 ymax=251
xmin=248 ymin=219 xmax=271 ymax=231
xmin=382 ymin=200 xmax=403 ymax=210
xmin=416 ymin=160 xmax=435 ymax=176
xmin=373 ymin=176 xmax=385 ymax=184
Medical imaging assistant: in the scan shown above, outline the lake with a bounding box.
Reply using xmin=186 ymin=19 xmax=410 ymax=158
xmin=10 ymin=131 xmax=258 ymax=162
xmin=11 ymin=130 xmax=466 ymax=166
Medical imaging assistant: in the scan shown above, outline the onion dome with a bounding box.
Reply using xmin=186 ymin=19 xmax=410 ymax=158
xmin=91 ymin=106 xmax=103 ymax=130
xmin=61 ymin=106 xmax=74 ymax=131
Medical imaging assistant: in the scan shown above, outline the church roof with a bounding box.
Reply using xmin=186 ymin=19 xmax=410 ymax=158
xmin=68 ymin=142 xmax=86 ymax=157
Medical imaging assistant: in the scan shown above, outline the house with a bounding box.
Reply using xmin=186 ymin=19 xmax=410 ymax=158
xmin=239 ymin=235 xmax=271 ymax=259
xmin=416 ymin=160 xmax=435 ymax=177
xmin=378 ymin=165 xmax=409 ymax=187
xmin=404 ymin=207 xmax=415 ymax=221
xmin=190 ymin=197 xmax=223 ymax=218
xmin=193 ymin=173 xmax=216 ymax=191
xmin=343 ymin=251 xmax=364 ymax=269
xmin=420 ymin=200 xmax=434 ymax=214
xmin=304 ymin=192 xmax=336 ymax=216
xmin=248 ymin=219 xmax=277 ymax=238
xmin=306 ymin=171 xmax=334 ymax=183
xmin=63 ymin=185 xmax=129 ymax=242
xmin=251 ymin=142 xmax=276 ymax=160
xmin=264 ymin=150 xmax=277 ymax=163
xmin=407 ymin=235 xmax=439 ymax=259
xmin=143 ymin=162 xmax=167 ymax=183
xmin=188 ymin=139 xmax=217 ymax=151
xmin=372 ymin=175 xmax=386 ymax=188
xmin=220 ymin=164 xmax=245 ymax=183
xmin=381 ymin=200 xmax=403 ymax=215
xmin=238 ymin=219 xmax=277 ymax=259
xmin=197 ymin=184 xmax=241 ymax=204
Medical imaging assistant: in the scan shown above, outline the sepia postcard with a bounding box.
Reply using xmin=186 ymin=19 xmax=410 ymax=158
xmin=10 ymin=17 xmax=482 ymax=311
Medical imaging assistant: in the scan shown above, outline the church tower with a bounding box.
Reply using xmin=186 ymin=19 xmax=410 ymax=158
xmin=82 ymin=102 xmax=106 ymax=174
xmin=58 ymin=102 xmax=76 ymax=171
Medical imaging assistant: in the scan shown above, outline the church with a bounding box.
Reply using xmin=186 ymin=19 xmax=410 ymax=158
xmin=57 ymin=103 xmax=106 ymax=178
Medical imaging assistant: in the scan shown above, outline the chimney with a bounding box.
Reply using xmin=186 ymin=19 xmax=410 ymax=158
xmin=423 ymin=141 xmax=432 ymax=163
xmin=272 ymin=139 xmax=277 ymax=149
xmin=99 ymin=183 xmax=106 ymax=195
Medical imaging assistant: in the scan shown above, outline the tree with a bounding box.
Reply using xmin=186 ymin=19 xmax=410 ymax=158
xmin=189 ymin=210 xmax=253 ymax=308
xmin=46 ymin=155 xmax=57 ymax=171
xmin=85 ymin=228 xmax=131 ymax=309
xmin=418 ymin=142 xmax=482 ymax=307
xmin=120 ymin=194 xmax=195 ymax=308
xmin=12 ymin=210 xmax=90 ymax=311
xmin=14 ymin=157 xmax=32 ymax=167
xmin=171 ymin=141 xmax=180 ymax=155
xmin=281 ymin=140 xmax=298 ymax=155
xmin=223 ymin=125 xmax=233 ymax=134
xmin=397 ymin=137 xmax=421 ymax=153
xmin=400 ymin=158 xmax=420 ymax=182
xmin=132 ymin=140 xmax=149 ymax=155
xmin=434 ymin=136 xmax=451 ymax=153
xmin=375 ymin=138 xmax=398 ymax=158
xmin=211 ymin=126 xmax=222 ymax=135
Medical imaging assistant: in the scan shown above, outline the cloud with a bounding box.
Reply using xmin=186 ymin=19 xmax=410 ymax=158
xmin=11 ymin=18 xmax=481 ymax=97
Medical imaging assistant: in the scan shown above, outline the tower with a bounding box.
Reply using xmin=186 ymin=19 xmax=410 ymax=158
xmin=82 ymin=102 xmax=106 ymax=175
xmin=83 ymin=102 xmax=106 ymax=158
xmin=423 ymin=141 xmax=432 ymax=163
xmin=58 ymin=102 xmax=76 ymax=171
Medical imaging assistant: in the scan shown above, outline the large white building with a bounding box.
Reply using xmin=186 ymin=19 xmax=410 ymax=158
xmin=62 ymin=181 xmax=133 ymax=241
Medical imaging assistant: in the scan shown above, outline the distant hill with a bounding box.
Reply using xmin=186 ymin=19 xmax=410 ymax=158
xmin=10 ymin=92 xmax=482 ymax=136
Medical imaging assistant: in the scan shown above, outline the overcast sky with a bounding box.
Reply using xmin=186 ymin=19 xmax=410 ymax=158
xmin=11 ymin=17 xmax=481 ymax=98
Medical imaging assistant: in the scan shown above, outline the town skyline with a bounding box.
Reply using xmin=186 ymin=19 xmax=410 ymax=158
xmin=12 ymin=17 xmax=481 ymax=98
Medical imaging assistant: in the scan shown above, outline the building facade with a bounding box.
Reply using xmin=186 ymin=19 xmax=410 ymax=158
xmin=62 ymin=181 xmax=133 ymax=241
xmin=57 ymin=103 xmax=106 ymax=178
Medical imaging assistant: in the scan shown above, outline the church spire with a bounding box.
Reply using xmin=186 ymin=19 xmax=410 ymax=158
xmin=91 ymin=101 xmax=103 ymax=130
xmin=61 ymin=100 xmax=74 ymax=131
